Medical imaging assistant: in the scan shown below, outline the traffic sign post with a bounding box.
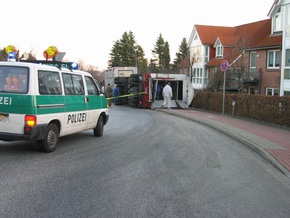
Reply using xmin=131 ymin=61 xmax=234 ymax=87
xmin=221 ymin=60 xmax=228 ymax=115
xmin=221 ymin=60 xmax=229 ymax=72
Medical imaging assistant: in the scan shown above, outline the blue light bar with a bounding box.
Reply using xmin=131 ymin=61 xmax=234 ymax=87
xmin=70 ymin=62 xmax=78 ymax=70
xmin=8 ymin=52 xmax=16 ymax=61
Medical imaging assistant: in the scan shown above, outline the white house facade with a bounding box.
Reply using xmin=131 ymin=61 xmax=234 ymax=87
xmin=188 ymin=28 xmax=209 ymax=90
xmin=269 ymin=0 xmax=290 ymax=96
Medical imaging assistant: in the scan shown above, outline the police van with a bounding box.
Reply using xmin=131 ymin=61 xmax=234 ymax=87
xmin=0 ymin=60 xmax=109 ymax=152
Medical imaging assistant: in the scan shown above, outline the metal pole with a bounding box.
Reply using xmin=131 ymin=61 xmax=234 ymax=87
xmin=222 ymin=70 xmax=226 ymax=115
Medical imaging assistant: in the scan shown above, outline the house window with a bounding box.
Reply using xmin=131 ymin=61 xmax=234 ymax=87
xmin=284 ymin=49 xmax=290 ymax=79
xmin=192 ymin=46 xmax=202 ymax=63
xmin=198 ymin=68 xmax=203 ymax=84
xmin=204 ymin=69 xmax=208 ymax=85
xmin=205 ymin=46 xmax=209 ymax=62
xmin=285 ymin=49 xmax=290 ymax=66
xmin=267 ymin=50 xmax=280 ymax=68
xmin=250 ymin=52 xmax=256 ymax=78
xmin=196 ymin=68 xmax=201 ymax=84
xmin=285 ymin=69 xmax=290 ymax=79
xmin=274 ymin=6 xmax=282 ymax=33
xmin=192 ymin=67 xmax=203 ymax=84
xmin=249 ymin=87 xmax=255 ymax=94
xmin=266 ymin=88 xmax=279 ymax=96
xmin=286 ymin=6 xmax=290 ymax=37
xmin=192 ymin=68 xmax=196 ymax=83
xmin=215 ymin=41 xmax=223 ymax=57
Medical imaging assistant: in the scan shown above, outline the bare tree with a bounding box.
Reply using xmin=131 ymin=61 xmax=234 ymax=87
xmin=206 ymin=35 xmax=254 ymax=93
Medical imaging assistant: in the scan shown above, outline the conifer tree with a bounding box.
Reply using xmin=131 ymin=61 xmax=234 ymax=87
xmin=136 ymin=45 xmax=149 ymax=73
xmin=109 ymin=31 xmax=148 ymax=73
xmin=163 ymin=41 xmax=171 ymax=72
xmin=173 ymin=38 xmax=189 ymax=70
xmin=152 ymin=33 xmax=171 ymax=73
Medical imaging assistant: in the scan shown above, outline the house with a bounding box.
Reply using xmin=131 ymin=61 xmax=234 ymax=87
xmin=177 ymin=55 xmax=190 ymax=75
xmin=184 ymin=0 xmax=290 ymax=96
xmin=269 ymin=0 xmax=290 ymax=96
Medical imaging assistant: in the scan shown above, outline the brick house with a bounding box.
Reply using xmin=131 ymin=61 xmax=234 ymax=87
xmin=186 ymin=19 xmax=282 ymax=95
xmin=181 ymin=0 xmax=290 ymax=96
xmin=177 ymin=55 xmax=190 ymax=75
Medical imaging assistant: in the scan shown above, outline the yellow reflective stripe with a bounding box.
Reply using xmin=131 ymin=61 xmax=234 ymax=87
xmin=106 ymin=92 xmax=146 ymax=100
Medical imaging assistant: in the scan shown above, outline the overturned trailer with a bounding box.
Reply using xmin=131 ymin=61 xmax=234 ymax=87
xmin=104 ymin=67 xmax=137 ymax=88
xmin=129 ymin=73 xmax=195 ymax=109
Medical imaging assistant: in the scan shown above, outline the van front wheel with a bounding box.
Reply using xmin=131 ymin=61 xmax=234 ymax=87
xmin=94 ymin=116 xmax=104 ymax=137
xmin=38 ymin=123 xmax=59 ymax=152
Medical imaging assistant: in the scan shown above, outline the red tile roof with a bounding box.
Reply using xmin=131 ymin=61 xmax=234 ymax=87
xmin=178 ymin=56 xmax=190 ymax=68
xmin=195 ymin=18 xmax=282 ymax=67
xmin=258 ymin=35 xmax=282 ymax=47
xmin=195 ymin=19 xmax=281 ymax=49
xmin=206 ymin=58 xmax=224 ymax=67
xmin=195 ymin=25 xmax=236 ymax=45
xmin=218 ymin=36 xmax=240 ymax=47
xmin=207 ymin=48 xmax=242 ymax=67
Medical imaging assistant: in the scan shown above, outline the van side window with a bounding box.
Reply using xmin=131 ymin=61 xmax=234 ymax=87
xmin=62 ymin=73 xmax=84 ymax=95
xmin=0 ymin=66 xmax=29 ymax=93
xmin=63 ymin=73 xmax=74 ymax=95
xmin=72 ymin=75 xmax=85 ymax=95
xmin=85 ymin=76 xmax=99 ymax=95
xmin=38 ymin=70 xmax=62 ymax=95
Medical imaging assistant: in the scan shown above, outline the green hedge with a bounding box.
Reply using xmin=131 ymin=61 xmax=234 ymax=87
xmin=191 ymin=92 xmax=290 ymax=128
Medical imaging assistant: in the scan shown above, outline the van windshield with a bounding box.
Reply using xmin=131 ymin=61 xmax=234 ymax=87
xmin=0 ymin=66 xmax=29 ymax=94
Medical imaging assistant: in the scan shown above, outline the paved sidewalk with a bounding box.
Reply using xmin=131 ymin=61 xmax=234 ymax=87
xmin=159 ymin=108 xmax=290 ymax=177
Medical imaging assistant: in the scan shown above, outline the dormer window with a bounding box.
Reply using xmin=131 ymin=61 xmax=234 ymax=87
xmin=273 ymin=6 xmax=282 ymax=33
xmin=214 ymin=40 xmax=223 ymax=58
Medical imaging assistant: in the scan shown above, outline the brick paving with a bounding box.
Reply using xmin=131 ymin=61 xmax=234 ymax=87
xmin=159 ymin=108 xmax=290 ymax=177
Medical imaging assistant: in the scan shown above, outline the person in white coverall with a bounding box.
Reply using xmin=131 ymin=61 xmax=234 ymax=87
xmin=162 ymin=82 xmax=173 ymax=109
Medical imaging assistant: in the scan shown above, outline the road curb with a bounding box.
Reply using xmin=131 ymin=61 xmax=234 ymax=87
xmin=159 ymin=109 xmax=290 ymax=178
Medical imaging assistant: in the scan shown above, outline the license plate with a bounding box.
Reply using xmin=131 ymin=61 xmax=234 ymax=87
xmin=0 ymin=114 xmax=9 ymax=123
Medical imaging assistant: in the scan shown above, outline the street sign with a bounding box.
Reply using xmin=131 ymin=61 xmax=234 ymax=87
xmin=221 ymin=60 xmax=229 ymax=71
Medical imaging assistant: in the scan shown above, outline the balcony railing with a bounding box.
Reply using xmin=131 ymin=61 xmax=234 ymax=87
xmin=243 ymin=68 xmax=259 ymax=83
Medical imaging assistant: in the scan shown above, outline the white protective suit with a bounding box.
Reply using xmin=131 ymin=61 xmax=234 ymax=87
xmin=162 ymin=83 xmax=173 ymax=109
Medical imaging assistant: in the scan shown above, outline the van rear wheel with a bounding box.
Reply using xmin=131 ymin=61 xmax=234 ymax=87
xmin=38 ymin=123 xmax=59 ymax=152
xmin=94 ymin=116 xmax=104 ymax=137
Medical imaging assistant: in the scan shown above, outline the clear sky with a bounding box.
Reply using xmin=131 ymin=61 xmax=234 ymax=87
xmin=1 ymin=0 xmax=274 ymax=70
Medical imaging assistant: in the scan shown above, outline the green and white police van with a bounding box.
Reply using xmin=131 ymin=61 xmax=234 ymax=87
xmin=0 ymin=60 xmax=109 ymax=152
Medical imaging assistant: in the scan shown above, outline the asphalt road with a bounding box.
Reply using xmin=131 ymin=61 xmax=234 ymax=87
xmin=0 ymin=105 xmax=290 ymax=218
